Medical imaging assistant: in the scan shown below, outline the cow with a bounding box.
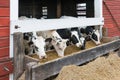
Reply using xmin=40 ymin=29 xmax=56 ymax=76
xmin=23 ymin=32 xmax=34 ymax=55
xmin=56 ymin=28 xmax=86 ymax=50
xmin=23 ymin=32 xmax=47 ymax=59
xmin=70 ymin=27 xmax=86 ymax=49
xmin=80 ymin=26 xmax=101 ymax=45
xmin=37 ymin=30 xmax=68 ymax=57
xmin=31 ymin=32 xmax=47 ymax=59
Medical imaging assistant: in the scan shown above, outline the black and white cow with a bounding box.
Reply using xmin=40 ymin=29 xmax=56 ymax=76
xmin=70 ymin=27 xmax=86 ymax=49
xmin=37 ymin=30 xmax=68 ymax=57
xmin=80 ymin=26 xmax=101 ymax=45
xmin=23 ymin=32 xmax=47 ymax=59
xmin=32 ymin=32 xmax=47 ymax=59
xmin=56 ymin=28 xmax=86 ymax=49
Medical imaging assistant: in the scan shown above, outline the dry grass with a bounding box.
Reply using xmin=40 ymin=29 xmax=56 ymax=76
xmin=55 ymin=52 xmax=120 ymax=80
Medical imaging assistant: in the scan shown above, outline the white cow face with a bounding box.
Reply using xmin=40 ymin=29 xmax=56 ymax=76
xmin=79 ymin=37 xmax=86 ymax=49
xmin=56 ymin=39 xmax=68 ymax=50
xmin=71 ymin=31 xmax=86 ymax=49
xmin=52 ymin=39 xmax=68 ymax=57
xmin=32 ymin=36 xmax=47 ymax=59
xmin=91 ymin=30 xmax=101 ymax=45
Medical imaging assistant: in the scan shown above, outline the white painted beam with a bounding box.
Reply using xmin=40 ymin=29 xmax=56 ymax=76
xmin=10 ymin=18 xmax=104 ymax=34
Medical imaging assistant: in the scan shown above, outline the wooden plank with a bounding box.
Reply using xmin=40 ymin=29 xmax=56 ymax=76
xmin=24 ymin=56 xmax=39 ymax=69
xmin=0 ymin=61 xmax=13 ymax=76
xmin=0 ymin=0 xmax=9 ymax=7
xmin=0 ymin=27 xmax=9 ymax=37
xmin=0 ymin=37 xmax=9 ymax=47
xmin=31 ymin=39 xmax=120 ymax=80
xmin=0 ymin=75 xmax=9 ymax=80
xmin=0 ymin=47 xmax=9 ymax=58
xmin=0 ymin=8 xmax=9 ymax=17
xmin=13 ymin=32 xmax=24 ymax=80
xmin=25 ymin=62 xmax=38 ymax=80
xmin=0 ymin=17 xmax=9 ymax=27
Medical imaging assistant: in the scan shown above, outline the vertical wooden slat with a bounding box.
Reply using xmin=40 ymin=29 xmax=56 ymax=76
xmin=13 ymin=32 xmax=24 ymax=80
xmin=25 ymin=62 xmax=37 ymax=80
xmin=57 ymin=0 xmax=61 ymax=18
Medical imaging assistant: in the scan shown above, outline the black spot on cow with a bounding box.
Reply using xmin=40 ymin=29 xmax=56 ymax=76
xmin=92 ymin=33 xmax=98 ymax=41
xmin=70 ymin=35 xmax=79 ymax=44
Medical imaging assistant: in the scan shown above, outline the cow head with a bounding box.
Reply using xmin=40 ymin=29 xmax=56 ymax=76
xmin=91 ymin=30 xmax=101 ymax=45
xmin=80 ymin=27 xmax=101 ymax=45
xmin=71 ymin=31 xmax=86 ymax=50
xmin=32 ymin=35 xmax=47 ymax=59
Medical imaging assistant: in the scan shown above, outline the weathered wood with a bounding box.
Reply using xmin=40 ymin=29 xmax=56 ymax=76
xmin=102 ymin=36 xmax=120 ymax=43
xmin=118 ymin=48 xmax=120 ymax=57
xmin=31 ymin=39 xmax=120 ymax=80
xmin=57 ymin=0 xmax=61 ymax=18
xmin=13 ymin=32 xmax=24 ymax=80
xmin=24 ymin=55 xmax=39 ymax=69
xmin=102 ymin=27 xmax=108 ymax=37
xmin=25 ymin=62 xmax=38 ymax=80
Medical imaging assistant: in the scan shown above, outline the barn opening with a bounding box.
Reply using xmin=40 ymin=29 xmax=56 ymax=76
xmin=19 ymin=0 xmax=94 ymax=19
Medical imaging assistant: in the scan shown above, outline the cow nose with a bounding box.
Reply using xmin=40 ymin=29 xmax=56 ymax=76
xmin=96 ymin=43 xmax=101 ymax=45
xmin=41 ymin=55 xmax=47 ymax=59
xmin=81 ymin=46 xmax=85 ymax=50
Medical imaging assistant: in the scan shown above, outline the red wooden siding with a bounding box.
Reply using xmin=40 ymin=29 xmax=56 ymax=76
xmin=0 ymin=61 xmax=13 ymax=76
xmin=0 ymin=0 xmax=12 ymax=79
xmin=0 ymin=0 xmax=9 ymax=7
xmin=0 ymin=8 xmax=9 ymax=17
xmin=0 ymin=17 xmax=9 ymax=27
xmin=0 ymin=38 xmax=9 ymax=47
xmin=0 ymin=75 xmax=9 ymax=80
xmin=103 ymin=0 xmax=120 ymax=37
xmin=0 ymin=47 xmax=9 ymax=58
xmin=0 ymin=27 xmax=9 ymax=37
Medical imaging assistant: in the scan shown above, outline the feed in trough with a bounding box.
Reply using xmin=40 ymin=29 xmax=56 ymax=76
xmin=55 ymin=52 xmax=120 ymax=80
xmin=30 ymin=40 xmax=99 ymax=63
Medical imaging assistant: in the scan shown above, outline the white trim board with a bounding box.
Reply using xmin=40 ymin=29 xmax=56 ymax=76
xmin=10 ymin=18 xmax=104 ymax=34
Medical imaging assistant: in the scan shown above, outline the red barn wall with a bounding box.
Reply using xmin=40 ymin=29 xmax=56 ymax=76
xmin=103 ymin=0 xmax=120 ymax=37
xmin=0 ymin=0 xmax=13 ymax=80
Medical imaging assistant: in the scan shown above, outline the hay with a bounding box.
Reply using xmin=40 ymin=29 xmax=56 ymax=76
xmin=55 ymin=52 xmax=120 ymax=80
xmin=30 ymin=41 xmax=97 ymax=63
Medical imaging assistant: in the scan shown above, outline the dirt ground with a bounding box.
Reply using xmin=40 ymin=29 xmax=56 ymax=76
xmin=30 ymin=41 xmax=99 ymax=63
xmin=55 ymin=52 xmax=120 ymax=80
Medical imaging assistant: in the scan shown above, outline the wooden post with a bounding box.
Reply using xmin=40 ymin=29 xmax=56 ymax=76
xmin=13 ymin=32 xmax=24 ymax=80
xmin=57 ymin=0 xmax=61 ymax=18
xmin=25 ymin=62 xmax=38 ymax=80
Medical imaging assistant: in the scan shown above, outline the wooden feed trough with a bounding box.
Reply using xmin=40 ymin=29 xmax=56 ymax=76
xmin=13 ymin=33 xmax=120 ymax=80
